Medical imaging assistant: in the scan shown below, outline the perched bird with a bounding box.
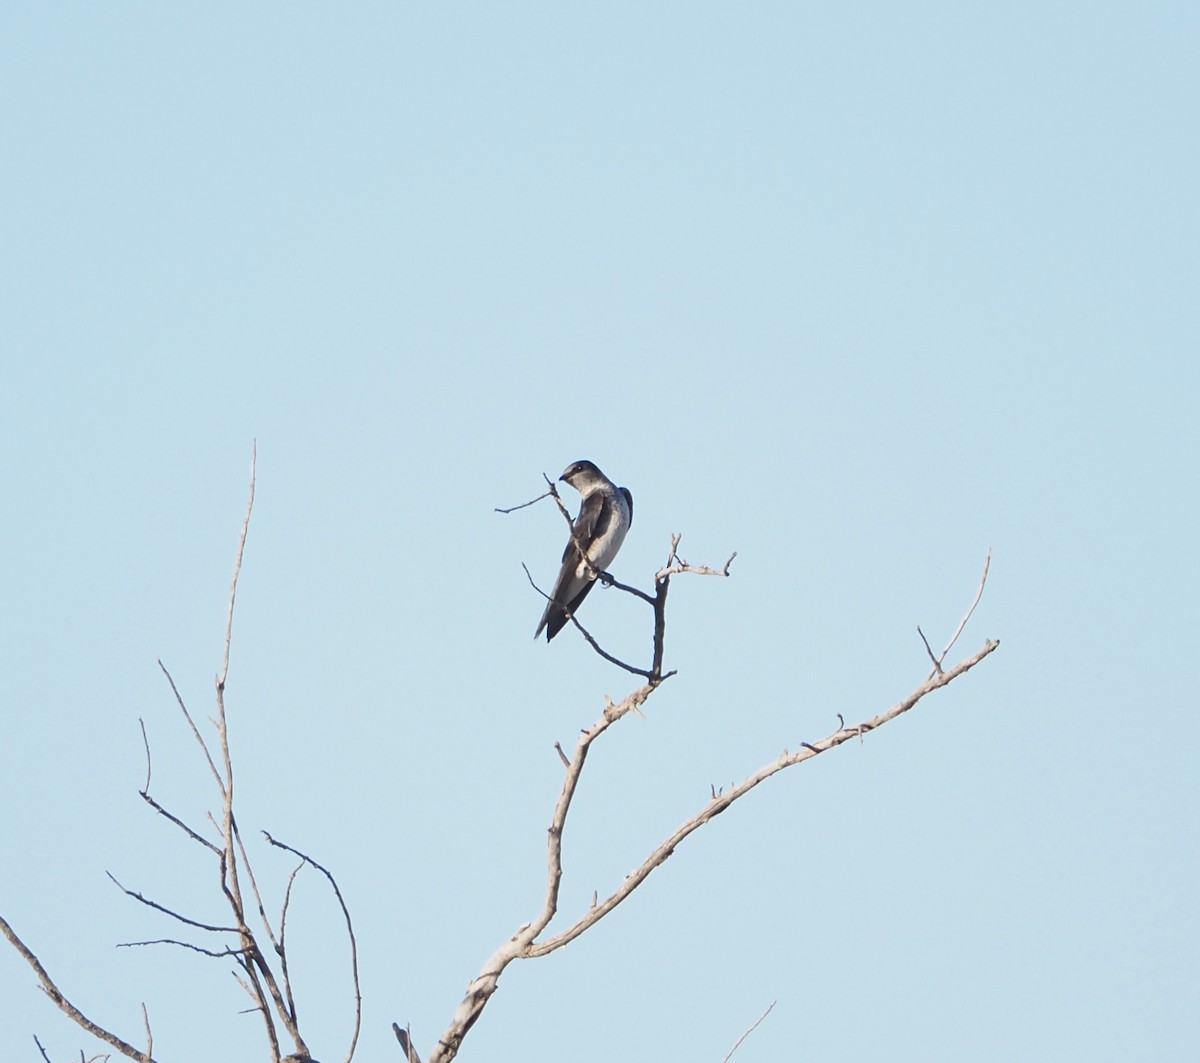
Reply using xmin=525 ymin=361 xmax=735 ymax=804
xmin=535 ymin=460 xmax=633 ymax=642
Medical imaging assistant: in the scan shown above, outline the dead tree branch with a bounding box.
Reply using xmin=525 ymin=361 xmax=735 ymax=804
xmin=263 ymin=833 xmax=363 ymax=1063
xmin=420 ymin=517 xmax=997 ymax=1061
xmin=0 ymin=915 xmax=157 ymax=1063
xmin=721 ymin=1000 xmax=776 ymax=1063
xmin=424 ymin=636 xmax=997 ymax=1061
xmin=535 ymin=638 xmax=998 ymax=954
xmin=2 ymin=445 xmax=358 ymax=1063
xmin=925 ymin=549 xmax=992 ymax=679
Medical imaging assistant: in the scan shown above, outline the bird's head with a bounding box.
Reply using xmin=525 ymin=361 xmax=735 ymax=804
xmin=559 ymin=459 xmax=605 ymax=493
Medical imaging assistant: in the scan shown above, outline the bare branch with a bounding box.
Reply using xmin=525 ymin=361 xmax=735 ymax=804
xmin=927 ymin=549 xmax=992 ymax=679
xmin=598 ymin=574 xmax=655 ymax=606
xmin=137 ymin=790 xmax=222 ymax=855
xmin=426 ymin=682 xmax=658 ymax=1062
xmin=0 ymin=915 xmax=158 ymax=1063
xmin=425 ymin=522 xmax=740 ymax=1060
xmin=218 ymin=441 xmax=256 ymax=692
xmin=195 ymin=448 xmax=313 ymax=1061
xmin=654 ymin=533 xmax=737 ymax=582
xmin=264 ymin=833 xmax=363 ymax=1063
xmin=520 ymin=563 xmax=653 ymax=678
xmin=138 ymin=719 xmax=152 ymax=794
xmin=105 ymin=873 xmax=237 ymax=933
xmin=274 ymin=861 xmax=304 ymax=1031
xmin=231 ymin=817 xmax=284 ymax=961
xmin=916 ymin=625 xmax=941 ymax=674
xmin=493 ymin=489 xmax=552 ymax=514
xmin=528 ymin=638 xmax=999 ymax=957
xmin=721 ymin=1000 xmax=776 ymax=1063
xmin=566 ymin=610 xmax=656 ymax=679
xmin=116 ymin=939 xmax=250 ymax=959
xmin=156 ymin=660 xmax=224 ymax=793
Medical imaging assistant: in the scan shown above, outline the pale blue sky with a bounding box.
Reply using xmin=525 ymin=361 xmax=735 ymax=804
xmin=2 ymin=4 xmax=1197 ymax=1062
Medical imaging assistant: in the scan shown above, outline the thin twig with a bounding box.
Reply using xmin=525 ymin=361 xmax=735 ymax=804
xmin=654 ymin=554 xmax=738 ymax=580
xmin=277 ymin=862 xmax=305 ymax=1026
xmin=520 ymin=563 xmax=653 ymax=678
xmin=916 ymin=625 xmax=941 ymax=674
xmin=116 ymin=939 xmax=250 ymax=959
xmin=138 ymin=791 xmax=222 ymax=854
xmin=928 ymin=549 xmax=992 ymax=679
xmin=105 ymin=873 xmax=237 ymax=933
xmin=203 ymin=448 xmax=297 ymax=1061
xmin=567 ymin=611 xmax=655 ymax=679
xmin=218 ymin=441 xmax=256 ymax=692
xmin=157 ymin=661 xmax=223 ymax=793
xmin=493 ymin=490 xmax=552 ymax=514
xmin=599 ymin=574 xmax=656 ymax=606
xmin=721 ymin=1000 xmax=776 ymax=1063
xmin=232 ymin=818 xmax=283 ymax=956
xmin=138 ymin=719 xmax=152 ymax=793
xmin=264 ymin=833 xmax=363 ymax=1063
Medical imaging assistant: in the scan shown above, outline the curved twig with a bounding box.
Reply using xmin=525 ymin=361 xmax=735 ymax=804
xmin=263 ymin=833 xmax=363 ymax=1063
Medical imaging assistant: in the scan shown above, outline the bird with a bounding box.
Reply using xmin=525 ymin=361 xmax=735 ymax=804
xmin=535 ymin=460 xmax=633 ymax=642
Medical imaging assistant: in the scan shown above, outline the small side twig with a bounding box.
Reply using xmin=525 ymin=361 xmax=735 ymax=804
xmin=520 ymin=563 xmax=653 ymax=678
xmin=156 ymin=660 xmax=223 ymax=793
xmin=721 ymin=1000 xmax=776 ymax=1063
xmin=116 ymin=939 xmax=250 ymax=959
xmin=276 ymin=862 xmax=305 ymax=1027
xmin=138 ymin=719 xmax=152 ymax=793
xmin=218 ymin=441 xmax=256 ymax=693
xmin=493 ymin=490 xmax=552 ymax=514
xmin=137 ymin=790 xmax=222 ymax=855
xmin=925 ymin=549 xmax=992 ymax=679
xmin=264 ymin=833 xmax=363 ymax=1063
xmin=916 ymin=625 xmax=941 ymax=674
xmin=105 ymin=873 xmax=237 ymax=933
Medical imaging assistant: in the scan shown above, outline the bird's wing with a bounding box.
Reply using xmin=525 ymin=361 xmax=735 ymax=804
xmin=535 ymin=492 xmax=609 ymax=640
xmin=560 ymin=490 xmax=605 ymax=563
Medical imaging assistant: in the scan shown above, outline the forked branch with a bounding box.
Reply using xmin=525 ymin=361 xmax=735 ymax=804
xmin=1 ymin=446 xmax=358 ymax=1063
xmin=417 ymin=546 xmax=998 ymax=1063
